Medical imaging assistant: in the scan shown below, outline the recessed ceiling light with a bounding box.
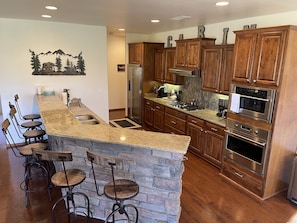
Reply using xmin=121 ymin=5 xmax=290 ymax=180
xmin=151 ymin=19 xmax=160 ymax=23
xmin=118 ymin=28 xmax=125 ymax=31
xmin=216 ymin=1 xmax=230 ymax=6
xmin=41 ymin=15 xmax=52 ymax=18
xmin=170 ymin=15 xmax=192 ymax=21
xmin=45 ymin=6 xmax=58 ymax=10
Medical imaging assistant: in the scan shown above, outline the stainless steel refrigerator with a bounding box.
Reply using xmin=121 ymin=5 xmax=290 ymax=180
xmin=127 ymin=64 xmax=143 ymax=124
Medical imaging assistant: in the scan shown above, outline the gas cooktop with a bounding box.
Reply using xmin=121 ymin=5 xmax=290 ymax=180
xmin=169 ymin=102 xmax=204 ymax=111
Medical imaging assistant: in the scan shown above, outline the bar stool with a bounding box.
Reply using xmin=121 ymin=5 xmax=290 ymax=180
xmin=86 ymin=150 xmax=139 ymax=223
xmin=9 ymin=106 xmax=46 ymax=143
xmin=9 ymin=103 xmax=43 ymax=130
xmin=14 ymin=94 xmax=41 ymax=121
xmin=1 ymin=118 xmax=51 ymax=207
xmin=32 ymin=149 xmax=91 ymax=223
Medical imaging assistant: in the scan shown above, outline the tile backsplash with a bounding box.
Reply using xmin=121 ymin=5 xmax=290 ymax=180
xmin=165 ymin=76 xmax=229 ymax=111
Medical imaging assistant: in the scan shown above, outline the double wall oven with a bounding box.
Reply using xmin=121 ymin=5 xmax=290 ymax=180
xmin=225 ymin=84 xmax=276 ymax=175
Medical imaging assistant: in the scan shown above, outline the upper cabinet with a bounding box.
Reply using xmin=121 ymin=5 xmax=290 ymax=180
xmin=175 ymin=38 xmax=216 ymax=69
xmin=128 ymin=43 xmax=143 ymax=64
xmin=155 ymin=47 xmax=183 ymax=84
xmin=232 ymin=27 xmax=287 ymax=87
xmin=201 ymin=44 xmax=234 ymax=94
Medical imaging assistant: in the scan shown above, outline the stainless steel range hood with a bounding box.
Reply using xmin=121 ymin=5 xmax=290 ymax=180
xmin=169 ymin=68 xmax=200 ymax=77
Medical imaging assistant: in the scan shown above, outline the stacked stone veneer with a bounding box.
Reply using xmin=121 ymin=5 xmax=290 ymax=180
xmin=49 ymin=135 xmax=185 ymax=223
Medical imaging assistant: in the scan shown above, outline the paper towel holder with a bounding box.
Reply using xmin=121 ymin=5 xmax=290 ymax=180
xmin=63 ymin=89 xmax=70 ymax=106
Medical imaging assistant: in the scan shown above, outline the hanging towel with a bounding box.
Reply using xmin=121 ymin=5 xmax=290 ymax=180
xmin=230 ymin=93 xmax=240 ymax=113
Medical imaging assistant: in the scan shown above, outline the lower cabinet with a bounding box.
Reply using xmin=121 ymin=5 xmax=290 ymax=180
xmin=222 ymin=158 xmax=263 ymax=196
xmin=144 ymin=99 xmax=225 ymax=168
xmin=144 ymin=99 xmax=164 ymax=132
xmin=187 ymin=115 xmax=225 ymax=168
xmin=164 ymin=107 xmax=187 ymax=135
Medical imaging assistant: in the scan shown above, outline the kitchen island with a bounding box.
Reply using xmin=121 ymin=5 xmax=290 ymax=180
xmin=36 ymin=94 xmax=190 ymax=222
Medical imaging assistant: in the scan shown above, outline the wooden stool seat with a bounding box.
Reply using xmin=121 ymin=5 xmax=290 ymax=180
xmin=21 ymin=120 xmax=42 ymax=129
xmin=51 ymin=169 xmax=86 ymax=187
xmin=23 ymin=129 xmax=46 ymax=142
xmin=105 ymin=179 xmax=139 ymax=200
xmin=23 ymin=114 xmax=41 ymax=120
xmin=20 ymin=142 xmax=48 ymax=156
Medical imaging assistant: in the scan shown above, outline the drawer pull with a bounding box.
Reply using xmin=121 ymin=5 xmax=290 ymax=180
xmin=156 ymin=106 xmax=160 ymax=109
xmin=235 ymin=172 xmax=243 ymax=178
xmin=191 ymin=120 xmax=197 ymax=124
xmin=211 ymin=127 xmax=217 ymax=132
xmin=171 ymin=121 xmax=177 ymax=125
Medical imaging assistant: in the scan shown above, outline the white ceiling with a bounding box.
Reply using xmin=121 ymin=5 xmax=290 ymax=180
xmin=1 ymin=0 xmax=297 ymax=34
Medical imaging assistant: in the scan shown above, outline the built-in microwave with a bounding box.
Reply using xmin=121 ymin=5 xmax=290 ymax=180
xmin=229 ymin=84 xmax=276 ymax=123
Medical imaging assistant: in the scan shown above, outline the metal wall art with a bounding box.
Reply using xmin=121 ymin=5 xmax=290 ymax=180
xmin=198 ymin=25 xmax=205 ymax=38
xmin=29 ymin=49 xmax=86 ymax=75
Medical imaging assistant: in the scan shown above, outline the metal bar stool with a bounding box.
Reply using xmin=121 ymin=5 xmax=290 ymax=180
xmin=2 ymin=118 xmax=51 ymax=207
xmin=14 ymin=94 xmax=41 ymax=121
xmin=9 ymin=103 xmax=43 ymax=130
xmin=32 ymin=149 xmax=91 ymax=223
xmin=86 ymin=150 xmax=139 ymax=223
xmin=9 ymin=106 xmax=46 ymax=144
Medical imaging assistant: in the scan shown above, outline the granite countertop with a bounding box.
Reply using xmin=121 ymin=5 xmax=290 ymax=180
xmin=36 ymin=95 xmax=190 ymax=154
xmin=144 ymin=93 xmax=227 ymax=127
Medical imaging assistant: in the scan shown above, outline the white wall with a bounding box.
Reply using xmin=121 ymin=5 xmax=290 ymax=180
xmin=0 ymin=19 xmax=109 ymax=136
xmin=147 ymin=11 xmax=297 ymax=45
xmin=107 ymin=33 xmax=126 ymax=110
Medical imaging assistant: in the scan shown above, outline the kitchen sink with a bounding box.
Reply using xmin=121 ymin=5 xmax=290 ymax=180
xmin=75 ymin=115 xmax=100 ymax=125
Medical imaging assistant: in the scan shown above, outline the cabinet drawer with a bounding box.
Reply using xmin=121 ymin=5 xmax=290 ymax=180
xmin=165 ymin=107 xmax=187 ymax=120
xmin=222 ymin=158 xmax=263 ymax=196
xmin=154 ymin=103 xmax=165 ymax=112
xmin=205 ymin=122 xmax=225 ymax=135
xmin=164 ymin=114 xmax=186 ymax=134
xmin=187 ymin=115 xmax=204 ymax=126
xmin=145 ymin=100 xmax=153 ymax=106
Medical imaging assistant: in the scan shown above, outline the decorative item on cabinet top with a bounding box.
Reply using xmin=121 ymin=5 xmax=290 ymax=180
xmin=29 ymin=49 xmax=86 ymax=75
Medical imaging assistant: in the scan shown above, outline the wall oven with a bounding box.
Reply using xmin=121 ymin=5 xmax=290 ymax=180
xmin=224 ymin=119 xmax=270 ymax=175
xmin=229 ymin=84 xmax=276 ymax=123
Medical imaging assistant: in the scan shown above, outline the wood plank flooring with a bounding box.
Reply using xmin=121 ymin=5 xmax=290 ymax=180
xmin=0 ymin=111 xmax=297 ymax=222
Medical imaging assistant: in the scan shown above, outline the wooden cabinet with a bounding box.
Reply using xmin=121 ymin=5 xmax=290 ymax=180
xmin=201 ymin=44 xmax=234 ymax=94
xmin=164 ymin=107 xmax=187 ymax=135
xmin=187 ymin=116 xmax=225 ymax=167
xmin=155 ymin=48 xmax=183 ymax=84
xmin=175 ymin=38 xmax=215 ymax=69
xmin=144 ymin=99 xmax=164 ymax=132
xmin=128 ymin=43 xmax=143 ymax=64
xmin=203 ymin=122 xmax=225 ymax=167
xmin=187 ymin=116 xmax=205 ymax=156
xmin=232 ymin=27 xmax=287 ymax=86
xmin=222 ymin=158 xmax=263 ymax=196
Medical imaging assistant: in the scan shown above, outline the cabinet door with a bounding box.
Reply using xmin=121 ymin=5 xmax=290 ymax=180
xmin=252 ymin=30 xmax=286 ymax=86
xmin=153 ymin=103 xmax=164 ymax=132
xmin=144 ymin=100 xmax=154 ymax=127
xmin=201 ymin=48 xmax=222 ymax=93
xmin=164 ymin=48 xmax=177 ymax=83
xmin=155 ymin=49 xmax=165 ymax=82
xmin=129 ymin=43 xmax=143 ymax=64
xmin=175 ymin=41 xmax=187 ymax=67
xmin=203 ymin=123 xmax=224 ymax=167
xmin=219 ymin=46 xmax=234 ymax=94
xmin=232 ymin=33 xmax=257 ymax=84
xmin=186 ymin=41 xmax=200 ymax=69
xmin=187 ymin=116 xmax=205 ymax=155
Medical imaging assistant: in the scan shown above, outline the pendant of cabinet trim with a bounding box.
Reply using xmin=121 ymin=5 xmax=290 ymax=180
xmin=201 ymin=44 xmax=234 ymax=95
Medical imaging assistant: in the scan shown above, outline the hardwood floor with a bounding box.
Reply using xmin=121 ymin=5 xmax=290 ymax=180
xmin=0 ymin=112 xmax=297 ymax=223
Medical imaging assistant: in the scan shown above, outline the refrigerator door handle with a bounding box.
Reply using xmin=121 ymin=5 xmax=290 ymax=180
xmin=128 ymin=80 xmax=131 ymax=91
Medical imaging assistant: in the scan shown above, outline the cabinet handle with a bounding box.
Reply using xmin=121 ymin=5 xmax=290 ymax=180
xmin=246 ymin=79 xmax=250 ymax=83
xmin=171 ymin=121 xmax=177 ymax=125
xmin=156 ymin=106 xmax=160 ymax=109
xmin=234 ymin=172 xmax=243 ymax=178
xmin=253 ymin=79 xmax=257 ymax=83
xmin=211 ymin=127 xmax=217 ymax=132
xmin=151 ymin=108 xmax=155 ymax=111
xmin=191 ymin=120 xmax=197 ymax=124
xmin=204 ymin=131 xmax=207 ymax=133
xmin=200 ymin=129 xmax=204 ymax=132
